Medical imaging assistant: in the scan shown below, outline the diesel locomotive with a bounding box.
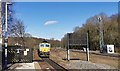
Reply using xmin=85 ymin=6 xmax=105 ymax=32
xmin=38 ymin=40 xmax=50 ymax=58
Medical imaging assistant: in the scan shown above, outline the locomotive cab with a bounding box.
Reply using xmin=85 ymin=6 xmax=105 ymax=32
xmin=38 ymin=41 xmax=50 ymax=58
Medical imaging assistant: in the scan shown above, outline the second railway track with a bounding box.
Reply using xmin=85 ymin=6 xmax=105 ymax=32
xmin=70 ymin=49 xmax=120 ymax=58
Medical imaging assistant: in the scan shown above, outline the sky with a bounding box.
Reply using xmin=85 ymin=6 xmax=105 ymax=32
xmin=13 ymin=2 xmax=118 ymax=40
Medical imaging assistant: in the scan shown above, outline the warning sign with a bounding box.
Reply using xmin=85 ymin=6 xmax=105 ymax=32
xmin=24 ymin=51 xmax=27 ymax=56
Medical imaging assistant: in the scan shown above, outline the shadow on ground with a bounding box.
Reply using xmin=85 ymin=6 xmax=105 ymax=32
xmin=32 ymin=59 xmax=44 ymax=62
xmin=62 ymin=58 xmax=80 ymax=61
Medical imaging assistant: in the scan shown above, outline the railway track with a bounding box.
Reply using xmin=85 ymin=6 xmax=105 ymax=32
xmin=38 ymin=58 xmax=55 ymax=71
xmin=90 ymin=52 xmax=120 ymax=58
xmin=34 ymin=50 xmax=67 ymax=71
xmin=42 ymin=58 xmax=67 ymax=71
xmin=70 ymin=49 xmax=120 ymax=58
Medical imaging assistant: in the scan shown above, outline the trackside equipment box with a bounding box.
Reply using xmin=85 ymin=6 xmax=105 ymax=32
xmin=102 ymin=45 xmax=114 ymax=54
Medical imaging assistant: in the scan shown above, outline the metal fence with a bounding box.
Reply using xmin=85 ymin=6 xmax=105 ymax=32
xmin=2 ymin=46 xmax=33 ymax=65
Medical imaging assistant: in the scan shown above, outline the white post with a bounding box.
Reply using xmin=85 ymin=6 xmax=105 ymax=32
xmin=86 ymin=48 xmax=89 ymax=61
xmin=68 ymin=49 xmax=70 ymax=61
xmin=86 ymin=32 xmax=89 ymax=61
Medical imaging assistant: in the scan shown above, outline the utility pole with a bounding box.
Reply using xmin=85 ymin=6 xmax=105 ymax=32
xmin=98 ymin=16 xmax=104 ymax=53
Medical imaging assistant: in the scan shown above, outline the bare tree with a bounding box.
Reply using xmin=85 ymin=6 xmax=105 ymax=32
xmin=61 ymin=13 xmax=119 ymax=51
xmin=11 ymin=19 xmax=26 ymax=47
xmin=11 ymin=19 xmax=25 ymax=37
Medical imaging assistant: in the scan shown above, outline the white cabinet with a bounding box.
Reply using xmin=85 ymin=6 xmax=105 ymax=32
xmin=102 ymin=45 xmax=114 ymax=54
xmin=107 ymin=45 xmax=114 ymax=53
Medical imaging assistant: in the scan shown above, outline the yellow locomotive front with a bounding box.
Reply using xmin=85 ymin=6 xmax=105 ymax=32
xmin=38 ymin=42 xmax=50 ymax=58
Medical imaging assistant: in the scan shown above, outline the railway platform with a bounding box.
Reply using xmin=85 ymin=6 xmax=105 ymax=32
xmin=7 ymin=62 xmax=41 ymax=70
xmin=4 ymin=48 xmax=118 ymax=70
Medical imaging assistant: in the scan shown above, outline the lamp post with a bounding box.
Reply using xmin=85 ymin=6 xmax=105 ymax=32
xmin=4 ymin=2 xmax=12 ymax=69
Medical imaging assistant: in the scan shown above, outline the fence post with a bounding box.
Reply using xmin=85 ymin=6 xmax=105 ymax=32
xmin=67 ymin=33 xmax=70 ymax=61
xmin=67 ymin=33 xmax=72 ymax=61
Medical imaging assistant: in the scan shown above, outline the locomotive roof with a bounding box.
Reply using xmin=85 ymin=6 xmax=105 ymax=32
xmin=42 ymin=39 xmax=49 ymax=43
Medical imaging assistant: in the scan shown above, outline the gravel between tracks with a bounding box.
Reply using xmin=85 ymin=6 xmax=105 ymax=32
xmin=67 ymin=60 xmax=115 ymax=69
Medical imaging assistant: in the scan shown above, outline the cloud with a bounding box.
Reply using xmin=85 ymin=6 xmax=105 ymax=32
xmin=44 ymin=20 xmax=58 ymax=26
